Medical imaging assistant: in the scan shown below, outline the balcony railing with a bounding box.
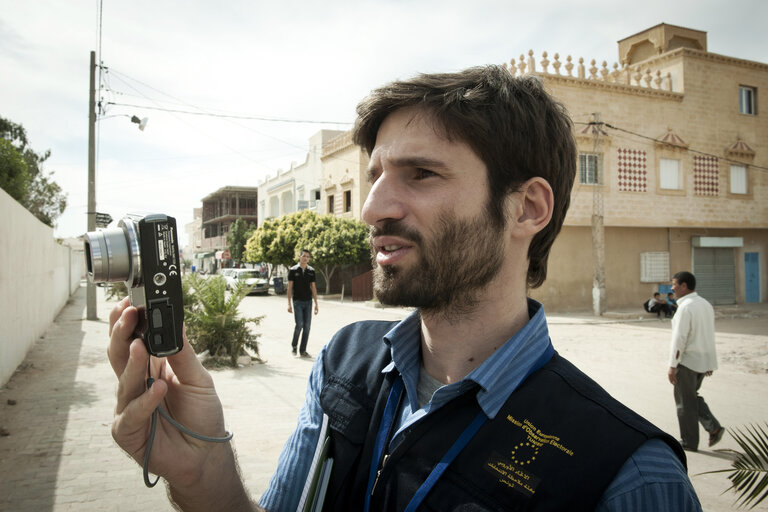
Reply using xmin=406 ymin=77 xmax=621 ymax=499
xmin=201 ymin=235 xmax=227 ymax=250
xmin=202 ymin=206 xmax=258 ymax=222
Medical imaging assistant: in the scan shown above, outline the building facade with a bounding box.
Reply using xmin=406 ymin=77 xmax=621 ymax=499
xmin=517 ymin=23 xmax=767 ymax=310
xmin=257 ymin=129 xmax=345 ymax=225
xmin=183 ymin=207 xmax=203 ymax=267
xmin=198 ymin=186 xmax=258 ymax=272
xmin=320 ymin=130 xmax=371 ymax=220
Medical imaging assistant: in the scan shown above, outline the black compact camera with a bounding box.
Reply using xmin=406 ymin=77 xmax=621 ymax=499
xmin=84 ymin=214 xmax=184 ymax=357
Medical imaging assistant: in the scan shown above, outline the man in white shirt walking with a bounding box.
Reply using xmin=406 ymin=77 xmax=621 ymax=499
xmin=668 ymin=271 xmax=724 ymax=452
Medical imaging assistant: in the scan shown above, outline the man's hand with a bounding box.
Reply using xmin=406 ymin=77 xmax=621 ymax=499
xmin=314 ymin=302 xmax=319 ymax=315
xmin=668 ymin=366 xmax=678 ymax=385
xmin=107 ymin=298 xmax=255 ymax=511
xmin=288 ymin=303 xmax=293 ymax=313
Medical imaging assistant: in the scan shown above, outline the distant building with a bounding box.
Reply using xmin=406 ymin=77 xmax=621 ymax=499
xmin=258 ymin=129 xmax=345 ymax=225
xmin=196 ymin=186 xmax=258 ymax=272
xmin=321 ymin=131 xmax=370 ymax=220
xmin=183 ymin=207 xmax=202 ymax=269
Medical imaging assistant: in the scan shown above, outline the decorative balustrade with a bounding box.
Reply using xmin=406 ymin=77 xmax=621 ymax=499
xmin=321 ymin=131 xmax=354 ymax=158
xmin=504 ymin=49 xmax=674 ymax=92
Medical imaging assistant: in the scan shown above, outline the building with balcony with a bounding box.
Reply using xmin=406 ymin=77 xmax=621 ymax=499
xmin=199 ymin=186 xmax=258 ymax=270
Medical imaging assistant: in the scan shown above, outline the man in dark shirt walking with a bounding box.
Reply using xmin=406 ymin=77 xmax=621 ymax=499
xmin=287 ymin=249 xmax=319 ymax=357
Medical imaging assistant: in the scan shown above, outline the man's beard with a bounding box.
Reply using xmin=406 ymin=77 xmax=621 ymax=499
xmin=370 ymin=206 xmax=505 ymax=318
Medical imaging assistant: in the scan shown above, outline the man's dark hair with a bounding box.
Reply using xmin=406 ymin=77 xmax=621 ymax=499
xmin=300 ymin=249 xmax=311 ymax=257
xmin=654 ymin=292 xmax=660 ymax=298
xmin=352 ymin=65 xmax=576 ymax=288
xmin=673 ymin=271 xmax=696 ymax=291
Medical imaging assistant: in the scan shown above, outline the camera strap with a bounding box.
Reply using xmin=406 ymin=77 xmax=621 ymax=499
xmin=142 ymin=359 xmax=234 ymax=488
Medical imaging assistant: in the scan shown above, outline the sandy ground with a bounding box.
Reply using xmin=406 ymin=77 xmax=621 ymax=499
xmin=1 ymin=285 xmax=766 ymax=511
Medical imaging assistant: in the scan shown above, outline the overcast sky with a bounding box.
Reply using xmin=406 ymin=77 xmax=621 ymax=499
xmin=2 ymin=0 xmax=767 ymax=246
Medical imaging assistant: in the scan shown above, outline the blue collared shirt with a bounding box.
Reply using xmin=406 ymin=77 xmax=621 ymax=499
xmin=259 ymin=301 xmax=701 ymax=511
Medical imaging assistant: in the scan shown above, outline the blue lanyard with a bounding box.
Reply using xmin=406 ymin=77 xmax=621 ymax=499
xmin=364 ymin=341 xmax=555 ymax=511
xmin=364 ymin=376 xmax=404 ymax=510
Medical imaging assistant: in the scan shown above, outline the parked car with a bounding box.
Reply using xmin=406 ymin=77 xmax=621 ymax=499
xmin=225 ymin=269 xmax=270 ymax=295
xmin=218 ymin=268 xmax=235 ymax=279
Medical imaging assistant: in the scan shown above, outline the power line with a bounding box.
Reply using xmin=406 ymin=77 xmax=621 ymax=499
xmin=92 ymin=64 xmax=365 ymax=191
xmin=104 ymin=101 xmax=353 ymax=125
xmin=99 ymin=66 xmax=358 ymax=170
xmin=99 ymin=69 xmax=298 ymax=171
xmin=101 ymin=66 xmax=351 ymax=125
xmin=575 ymin=121 xmax=768 ymax=173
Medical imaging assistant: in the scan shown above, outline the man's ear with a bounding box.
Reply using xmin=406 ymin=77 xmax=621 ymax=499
xmin=510 ymin=177 xmax=554 ymax=236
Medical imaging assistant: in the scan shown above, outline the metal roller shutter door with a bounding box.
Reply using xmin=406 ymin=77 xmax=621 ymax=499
xmin=693 ymin=247 xmax=735 ymax=305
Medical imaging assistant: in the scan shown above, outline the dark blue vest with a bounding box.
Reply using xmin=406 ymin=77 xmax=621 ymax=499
xmin=318 ymin=320 xmax=685 ymax=511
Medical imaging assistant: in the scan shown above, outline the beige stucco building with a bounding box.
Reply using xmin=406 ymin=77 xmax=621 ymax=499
xmin=320 ymin=131 xmax=371 ymax=220
xmin=521 ymin=23 xmax=767 ymax=310
xmin=257 ymin=129 xmax=345 ymax=224
xmin=318 ymin=23 xmax=766 ymax=311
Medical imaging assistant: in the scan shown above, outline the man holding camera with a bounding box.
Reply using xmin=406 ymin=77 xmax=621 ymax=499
xmin=108 ymin=66 xmax=700 ymax=510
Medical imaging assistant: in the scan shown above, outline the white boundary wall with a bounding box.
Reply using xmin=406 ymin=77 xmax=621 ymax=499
xmin=0 ymin=187 xmax=83 ymax=386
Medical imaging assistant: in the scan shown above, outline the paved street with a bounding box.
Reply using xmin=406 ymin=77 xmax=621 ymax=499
xmin=1 ymin=283 xmax=766 ymax=511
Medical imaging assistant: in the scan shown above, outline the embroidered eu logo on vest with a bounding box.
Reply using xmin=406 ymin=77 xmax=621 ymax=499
xmin=506 ymin=414 xmax=575 ymax=458
xmin=484 ymin=414 xmax=575 ymax=495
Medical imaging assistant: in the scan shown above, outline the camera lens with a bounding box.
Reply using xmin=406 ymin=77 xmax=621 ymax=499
xmin=84 ymin=228 xmax=132 ymax=283
xmin=84 ymin=218 xmax=142 ymax=286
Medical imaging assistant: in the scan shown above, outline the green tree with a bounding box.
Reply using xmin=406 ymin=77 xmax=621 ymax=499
xmin=276 ymin=210 xmax=314 ymax=264
xmin=298 ymin=214 xmax=370 ymax=294
xmin=24 ymin=149 xmax=67 ymax=227
xmin=244 ymin=217 xmax=280 ymax=277
xmin=0 ymin=116 xmax=67 ymax=227
xmin=226 ymin=218 xmax=256 ymax=265
xmin=245 ymin=210 xmax=370 ymax=294
xmin=244 ymin=211 xmax=310 ymax=272
xmin=0 ymin=138 xmax=29 ymax=201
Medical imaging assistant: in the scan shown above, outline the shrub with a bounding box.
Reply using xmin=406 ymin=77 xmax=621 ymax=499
xmin=700 ymin=423 xmax=768 ymax=509
xmin=105 ymin=282 xmax=128 ymax=301
xmin=182 ymin=274 xmax=262 ymax=367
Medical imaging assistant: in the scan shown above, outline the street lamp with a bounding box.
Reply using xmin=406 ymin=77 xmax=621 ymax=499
xmin=130 ymin=115 xmax=149 ymax=131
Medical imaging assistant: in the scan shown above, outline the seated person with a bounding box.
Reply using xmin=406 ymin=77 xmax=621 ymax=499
xmin=666 ymin=292 xmax=678 ymax=314
xmin=648 ymin=292 xmax=673 ymax=318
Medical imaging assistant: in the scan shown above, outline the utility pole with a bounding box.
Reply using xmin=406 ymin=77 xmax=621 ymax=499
xmin=591 ymin=113 xmax=606 ymax=316
xmin=86 ymin=50 xmax=97 ymax=320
